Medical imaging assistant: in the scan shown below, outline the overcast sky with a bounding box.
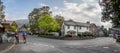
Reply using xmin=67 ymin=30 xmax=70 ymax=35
xmin=2 ymin=0 xmax=112 ymax=29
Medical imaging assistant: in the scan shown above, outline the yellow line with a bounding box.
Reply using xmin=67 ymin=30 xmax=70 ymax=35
xmin=0 ymin=39 xmax=16 ymax=53
xmin=0 ymin=43 xmax=15 ymax=53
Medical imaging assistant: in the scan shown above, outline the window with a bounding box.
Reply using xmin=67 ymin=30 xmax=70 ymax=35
xmin=79 ymin=26 xmax=81 ymax=29
xmin=74 ymin=26 xmax=76 ymax=29
xmin=87 ymin=27 xmax=89 ymax=30
xmin=68 ymin=25 xmax=70 ymax=29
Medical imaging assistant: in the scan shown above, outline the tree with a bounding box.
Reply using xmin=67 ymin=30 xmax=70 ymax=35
xmin=54 ymin=15 xmax=64 ymax=27
xmin=28 ymin=8 xmax=39 ymax=31
xmin=54 ymin=15 xmax=64 ymax=35
xmin=28 ymin=6 xmax=52 ymax=32
xmin=99 ymin=0 xmax=120 ymax=27
xmin=0 ymin=0 xmax=5 ymax=22
xmin=10 ymin=21 xmax=18 ymax=31
xmin=38 ymin=14 xmax=60 ymax=32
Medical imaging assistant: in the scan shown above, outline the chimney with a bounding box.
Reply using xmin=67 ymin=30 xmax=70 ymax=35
xmin=86 ymin=21 xmax=90 ymax=24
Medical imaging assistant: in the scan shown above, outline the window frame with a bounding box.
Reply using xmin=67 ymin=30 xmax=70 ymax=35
xmin=67 ymin=25 xmax=70 ymax=29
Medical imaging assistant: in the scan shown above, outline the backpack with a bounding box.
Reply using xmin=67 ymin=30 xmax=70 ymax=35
xmin=23 ymin=32 xmax=27 ymax=36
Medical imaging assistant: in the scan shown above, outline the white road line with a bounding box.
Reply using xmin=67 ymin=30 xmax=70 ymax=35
xmin=32 ymin=43 xmax=55 ymax=48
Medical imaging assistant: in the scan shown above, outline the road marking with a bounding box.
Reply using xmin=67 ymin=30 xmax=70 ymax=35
xmin=32 ymin=43 xmax=55 ymax=48
xmin=0 ymin=40 xmax=16 ymax=53
xmin=103 ymin=47 xmax=109 ymax=49
xmin=0 ymin=43 xmax=15 ymax=53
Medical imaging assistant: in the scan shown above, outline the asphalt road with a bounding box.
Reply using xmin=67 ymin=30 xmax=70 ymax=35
xmin=6 ymin=35 xmax=120 ymax=53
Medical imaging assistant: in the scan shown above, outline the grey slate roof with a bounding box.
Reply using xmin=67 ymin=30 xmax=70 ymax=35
xmin=64 ymin=21 xmax=90 ymax=27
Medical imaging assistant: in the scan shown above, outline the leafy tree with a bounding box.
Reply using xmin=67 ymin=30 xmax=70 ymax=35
xmin=28 ymin=6 xmax=52 ymax=32
xmin=38 ymin=14 xmax=60 ymax=32
xmin=99 ymin=0 xmax=120 ymax=27
xmin=11 ymin=21 xmax=18 ymax=31
xmin=8 ymin=21 xmax=18 ymax=32
xmin=0 ymin=0 xmax=5 ymax=22
xmin=28 ymin=8 xmax=39 ymax=31
xmin=54 ymin=15 xmax=64 ymax=27
xmin=54 ymin=15 xmax=64 ymax=35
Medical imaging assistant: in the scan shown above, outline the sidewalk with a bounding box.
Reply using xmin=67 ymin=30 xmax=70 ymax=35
xmin=0 ymin=42 xmax=13 ymax=52
xmin=0 ymin=37 xmax=15 ymax=53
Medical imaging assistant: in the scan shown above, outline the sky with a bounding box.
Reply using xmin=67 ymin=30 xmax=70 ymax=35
xmin=2 ymin=0 xmax=112 ymax=29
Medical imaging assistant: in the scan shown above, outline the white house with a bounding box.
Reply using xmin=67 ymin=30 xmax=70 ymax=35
xmin=61 ymin=20 xmax=90 ymax=36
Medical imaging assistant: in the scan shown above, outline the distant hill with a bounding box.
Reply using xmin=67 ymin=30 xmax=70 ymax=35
xmin=15 ymin=19 xmax=29 ymax=28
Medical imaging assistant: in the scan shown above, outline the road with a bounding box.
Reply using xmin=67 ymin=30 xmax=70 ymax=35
xmin=7 ymin=35 xmax=120 ymax=53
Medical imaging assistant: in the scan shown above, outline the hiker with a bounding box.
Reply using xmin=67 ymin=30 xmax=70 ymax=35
xmin=15 ymin=32 xmax=20 ymax=43
xmin=22 ymin=31 xmax=27 ymax=43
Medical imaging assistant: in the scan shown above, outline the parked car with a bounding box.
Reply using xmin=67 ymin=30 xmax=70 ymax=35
xmin=8 ymin=32 xmax=15 ymax=37
xmin=28 ymin=31 xmax=32 ymax=35
xmin=49 ymin=32 xmax=59 ymax=36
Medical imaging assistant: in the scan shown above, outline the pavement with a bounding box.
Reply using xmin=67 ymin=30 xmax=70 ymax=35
xmin=3 ymin=35 xmax=120 ymax=53
xmin=0 ymin=37 xmax=15 ymax=53
xmin=0 ymin=42 xmax=13 ymax=52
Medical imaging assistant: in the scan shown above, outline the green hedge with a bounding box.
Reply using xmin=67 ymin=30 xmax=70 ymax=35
xmin=78 ymin=32 xmax=95 ymax=37
xmin=64 ymin=34 xmax=72 ymax=37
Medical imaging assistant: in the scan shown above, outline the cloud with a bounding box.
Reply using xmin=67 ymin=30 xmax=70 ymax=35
xmin=5 ymin=12 xmax=28 ymax=20
xmin=101 ymin=22 xmax=112 ymax=29
xmin=3 ymin=0 xmax=15 ymax=3
xmin=54 ymin=6 xmax=59 ymax=10
xmin=53 ymin=0 xmax=112 ymax=28
xmin=39 ymin=3 xmax=48 ymax=7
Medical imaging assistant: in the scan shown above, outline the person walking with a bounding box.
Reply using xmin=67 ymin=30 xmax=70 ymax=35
xmin=15 ymin=32 xmax=20 ymax=44
xmin=22 ymin=31 xmax=27 ymax=43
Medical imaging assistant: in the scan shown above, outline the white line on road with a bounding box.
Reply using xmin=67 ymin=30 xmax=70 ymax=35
xmin=32 ymin=43 xmax=55 ymax=48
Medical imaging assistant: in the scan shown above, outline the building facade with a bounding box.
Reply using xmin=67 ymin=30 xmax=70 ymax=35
xmin=109 ymin=28 xmax=120 ymax=36
xmin=61 ymin=20 xmax=90 ymax=36
xmin=61 ymin=20 xmax=107 ymax=37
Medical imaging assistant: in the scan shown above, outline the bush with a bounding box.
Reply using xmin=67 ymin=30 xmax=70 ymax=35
xmin=78 ymin=34 xmax=82 ymax=37
xmin=104 ymin=32 xmax=109 ymax=37
xmin=79 ymin=32 xmax=95 ymax=37
xmin=39 ymin=32 xmax=49 ymax=35
xmin=33 ymin=33 xmax=39 ymax=35
xmin=116 ymin=35 xmax=120 ymax=42
xmin=64 ymin=34 xmax=72 ymax=37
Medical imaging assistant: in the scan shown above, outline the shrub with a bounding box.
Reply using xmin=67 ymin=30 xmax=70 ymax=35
xmin=116 ymin=35 xmax=120 ymax=42
xmin=64 ymin=34 xmax=72 ymax=37
xmin=104 ymin=32 xmax=109 ymax=37
xmin=33 ymin=33 xmax=39 ymax=35
xmin=78 ymin=34 xmax=82 ymax=37
xmin=81 ymin=32 xmax=95 ymax=37
xmin=39 ymin=32 xmax=49 ymax=35
xmin=82 ymin=33 xmax=87 ymax=37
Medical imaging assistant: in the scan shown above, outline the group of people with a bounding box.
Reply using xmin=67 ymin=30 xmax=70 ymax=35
xmin=15 ymin=31 xmax=28 ymax=44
